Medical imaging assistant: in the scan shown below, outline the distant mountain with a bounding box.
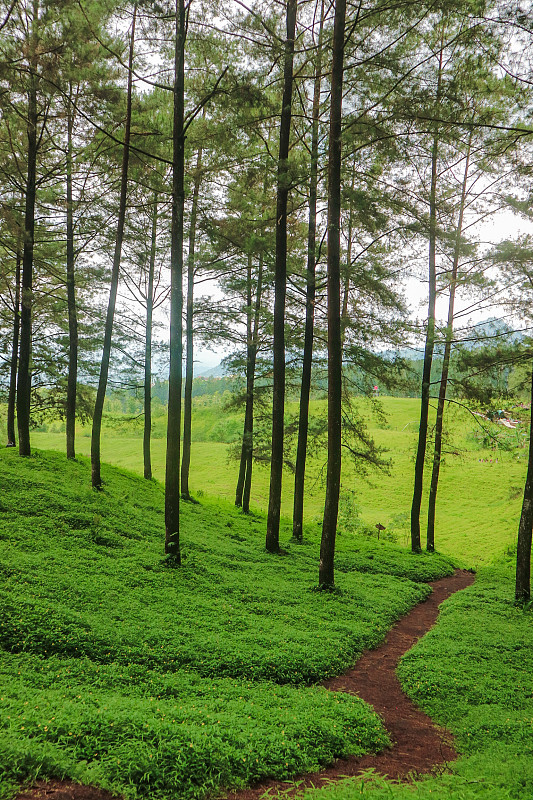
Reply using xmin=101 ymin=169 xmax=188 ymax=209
xmin=458 ymin=318 xmax=523 ymax=348
xmin=197 ymin=362 xmax=227 ymax=379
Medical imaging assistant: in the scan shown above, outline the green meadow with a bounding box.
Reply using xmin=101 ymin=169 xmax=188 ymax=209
xmin=1 ymin=395 xmax=531 ymax=800
xmin=32 ymin=395 xmax=528 ymax=566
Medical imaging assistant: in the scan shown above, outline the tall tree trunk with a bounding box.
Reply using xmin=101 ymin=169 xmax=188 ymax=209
xmin=410 ymin=42 xmax=443 ymax=553
xmin=65 ymin=86 xmax=78 ymax=460
xmin=266 ymin=0 xmax=297 ymax=553
xmin=426 ymin=137 xmax=471 ymax=550
xmin=165 ymin=0 xmax=186 ymax=560
xmin=90 ymin=6 xmax=135 ymax=488
xmin=144 ymin=193 xmax=158 ymax=480
xmin=17 ymin=28 xmax=38 ymax=458
xmin=341 ymin=161 xmax=356 ymax=342
xmin=241 ymin=254 xmax=263 ymax=513
xmin=292 ymin=0 xmax=324 ymax=542
xmin=515 ymin=362 xmax=533 ymax=602
xmin=236 ymin=252 xmax=254 ymax=507
xmin=6 ymin=237 xmax=21 ymax=448
xmin=319 ymin=0 xmax=346 ymax=587
xmin=181 ymin=145 xmax=203 ymax=500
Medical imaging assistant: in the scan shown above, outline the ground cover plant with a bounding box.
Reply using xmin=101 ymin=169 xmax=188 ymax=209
xmin=286 ymin=562 xmax=533 ymax=800
xmin=29 ymin=396 xmax=528 ymax=565
xmin=0 ymin=447 xmax=455 ymax=800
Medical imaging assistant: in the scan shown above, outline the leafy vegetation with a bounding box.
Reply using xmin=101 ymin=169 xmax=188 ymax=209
xmin=0 ymin=447 xmax=455 ymax=800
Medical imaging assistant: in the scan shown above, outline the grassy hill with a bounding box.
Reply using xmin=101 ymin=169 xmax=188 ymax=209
xmin=0 ymin=448 xmax=531 ymax=800
xmin=0 ymin=447 xmax=454 ymax=800
xmin=31 ymin=396 xmax=529 ymax=566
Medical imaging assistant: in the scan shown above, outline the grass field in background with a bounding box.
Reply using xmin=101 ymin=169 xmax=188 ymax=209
xmin=31 ymin=395 xmax=527 ymax=566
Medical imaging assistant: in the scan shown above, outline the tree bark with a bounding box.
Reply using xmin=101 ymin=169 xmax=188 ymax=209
xmin=90 ymin=6 xmax=135 ymax=488
xmin=410 ymin=43 xmax=443 ymax=553
xmin=426 ymin=136 xmax=471 ymax=550
xmin=235 ymin=253 xmax=263 ymax=513
xmin=292 ymin=0 xmax=324 ymax=542
xmin=181 ymin=145 xmax=203 ymax=499
xmin=165 ymin=0 xmax=186 ymax=560
xmin=17 ymin=28 xmax=38 ymax=458
xmin=319 ymin=0 xmax=346 ymax=587
xmin=266 ymin=0 xmax=297 ymax=553
xmin=516 ymin=363 xmax=533 ymax=602
xmin=144 ymin=193 xmax=158 ymax=481
xmin=341 ymin=161 xmax=356 ymax=342
xmin=242 ymin=256 xmax=264 ymax=514
xmin=236 ymin=252 xmax=254 ymax=507
xmin=6 ymin=237 xmax=21 ymax=448
xmin=65 ymin=85 xmax=78 ymax=460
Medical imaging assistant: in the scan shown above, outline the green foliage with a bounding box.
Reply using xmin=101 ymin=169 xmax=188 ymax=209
xmin=467 ymin=422 xmax=528 ymax=453
xmin=0 ymin=654 xmax=388 ymax=800
xmin=0 ymin=447 xmax=455 ymax=800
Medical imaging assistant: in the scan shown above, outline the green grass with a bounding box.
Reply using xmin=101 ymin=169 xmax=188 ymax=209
xmin=2 ymin=394 xmax=530 ymax=800
xmin=0 ymin=447 xmax=455 ymax=800
xmin=285 ymin=562 xmax=533 ymax=800
xmin=31 ymin=396 xmax=528 ymax=566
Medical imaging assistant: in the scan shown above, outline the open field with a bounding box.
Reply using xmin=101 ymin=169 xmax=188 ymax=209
xmin=31 ymin=396 xmax=528 ymax=566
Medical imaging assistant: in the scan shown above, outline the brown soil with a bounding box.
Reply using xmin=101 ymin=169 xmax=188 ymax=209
xmin=15 ymin=784 xmax=117 ymax=800
xmin=14 ymin=569 xmax=474 ymax=800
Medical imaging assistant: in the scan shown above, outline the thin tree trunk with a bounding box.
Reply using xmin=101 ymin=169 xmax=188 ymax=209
xmin=340 ymin=160 xmax=356 ymax=342
xmin=242 ymin=255 xmax=263 ymax=513
xmin=90 ymin=6 xmax=136 ymax=488
xmin=410 ymin=42 xmax=444 ymax=553
xmin=292 ymin=0 xmax=324 ymax=542
xmin=7 ymin=237 xmax=21 ymax=448
xmin=426 ymin=137 xmax=471 ymax=550
xmin=266 ymin=0 xmax=297 ymax=553
xmin=515 ymin=363 xmax=533 ymax=602
xmin=165 ymin=0 xmax=186 ymax=560
xmin=236 ymin=253 xmax=254 ymax=507
xmin=319 ymin=0 xmax=346 ymax=587
xmin=181 ymin=145 xmax=203 ymax=500
xmin=17 ymin=29 xmax=38 ymax=458
xmin=144 ymin=194 xmax=158 ymax=480
xmin=65 ymin=86 xmax=78 ymax=460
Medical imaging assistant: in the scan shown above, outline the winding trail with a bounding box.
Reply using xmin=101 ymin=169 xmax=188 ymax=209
xmin=223 ymin=569 xmax=475 ymax=800
xmin=15 ymin=570 xmax=474 ymax=800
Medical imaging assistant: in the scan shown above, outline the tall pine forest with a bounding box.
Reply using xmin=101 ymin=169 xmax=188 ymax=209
xmin=2 ymin=0 xmax=533 ymax=602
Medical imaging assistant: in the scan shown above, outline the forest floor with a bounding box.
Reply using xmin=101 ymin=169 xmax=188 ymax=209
xmin=14 ymin=570 xmax=474 ymax=800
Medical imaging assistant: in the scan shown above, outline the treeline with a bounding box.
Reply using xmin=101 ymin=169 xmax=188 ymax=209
xmin=1 ymin=0 xmax=533 ymax=598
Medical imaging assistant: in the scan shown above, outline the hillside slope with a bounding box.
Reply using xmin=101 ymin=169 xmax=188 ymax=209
xmin=0 ymin=448 xmax=455 ymax=800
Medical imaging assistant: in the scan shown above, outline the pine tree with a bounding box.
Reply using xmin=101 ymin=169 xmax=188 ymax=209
xmin=266 ymin=0 xmax=298 ymax=554
xmin=319 ymin=0 xmax=346 ymax=588
xmin=91 ymin=4 xmax=136 ymax=488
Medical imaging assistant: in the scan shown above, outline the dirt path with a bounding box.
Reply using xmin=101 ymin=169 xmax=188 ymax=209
xmin=222 ymin=569 xmax=475 ymax=800
xmin=15 ymin=570 xmax=474 ymax=800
